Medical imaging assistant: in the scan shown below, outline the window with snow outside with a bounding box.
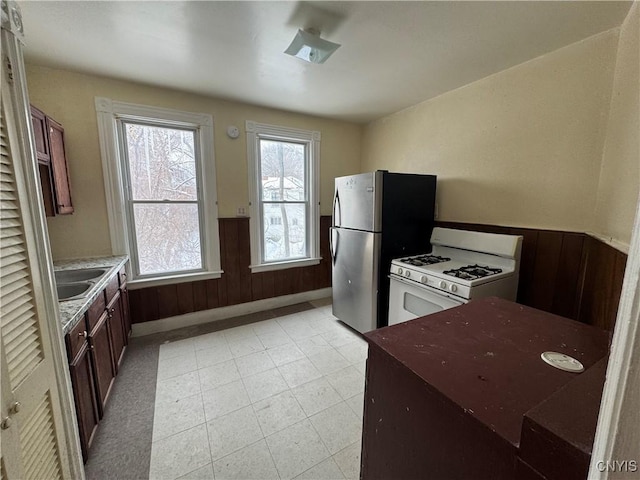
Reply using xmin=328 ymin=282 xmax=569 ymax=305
xmin=120 ymin=121 xmax=204 ymax=277
xmin=246 ymin=121 xmax=320 ymax=273
xmin=259 ymin=138 xmax=308 ymax=262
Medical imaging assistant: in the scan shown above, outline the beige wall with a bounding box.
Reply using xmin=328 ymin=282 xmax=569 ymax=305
xmin=361 ymin=30 xmax=619 ymax=233
xmin=25 ymin=66 xmax=362 ymax=260
xmin=594 ymin=3 xmax=639 ymax=247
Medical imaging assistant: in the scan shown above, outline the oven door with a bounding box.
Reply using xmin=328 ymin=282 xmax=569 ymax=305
xmin=388 ymin=276 xmax=465 ymax=326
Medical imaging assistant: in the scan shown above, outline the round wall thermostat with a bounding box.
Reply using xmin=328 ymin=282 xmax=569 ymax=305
xmin=226 ymin=125 xmax=240 ymax=139
xmin=540 ymin=351 xmax=585 ymax=373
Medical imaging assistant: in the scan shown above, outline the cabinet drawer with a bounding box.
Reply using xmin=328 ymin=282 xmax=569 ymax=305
xmin=87 ymin=291 xmax=106 ymax=332
xmin=66 ymin=316 xmax=89 ymax=362
xmin=105 ymin=273 xmax=119 ymax=304
xmin=118 ymin=266 xmax=127 ymax=288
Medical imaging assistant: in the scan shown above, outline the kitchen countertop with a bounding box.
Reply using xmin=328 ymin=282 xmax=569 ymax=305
xmin=361 ymin=297 xmax=610 ymax=480
xmin=55 ymin=255 xmax=129 ymax=334
xmin=365 ymin=297 xmax=609 ymax=448
xmin=519 ymin=356 xmax=609 ymax=480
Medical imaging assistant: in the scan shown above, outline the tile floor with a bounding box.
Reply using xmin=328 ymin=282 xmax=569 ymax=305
xmin=148 ymin=303 xmax=367 ymax=480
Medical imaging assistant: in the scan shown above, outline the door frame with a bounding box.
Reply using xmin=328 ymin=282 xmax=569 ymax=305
xmin=588 ymin=194 xmax=640 ymax=478
xmin=1 ymin=4 xmax=84 ymax=478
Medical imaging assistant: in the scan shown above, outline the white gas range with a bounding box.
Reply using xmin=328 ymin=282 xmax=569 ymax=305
xmin=388 ymin=227 xmax=523 ymax=326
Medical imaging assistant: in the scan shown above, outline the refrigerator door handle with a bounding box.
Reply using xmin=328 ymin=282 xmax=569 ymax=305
xmin=329 ymin=228 xmax=339 ymax=264
xmin=333 ymin=190 xmax=342 ymax=227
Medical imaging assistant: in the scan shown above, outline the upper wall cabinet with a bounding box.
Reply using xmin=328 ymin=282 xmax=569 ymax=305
xmin=30 ymin=105 xmax=74 ymax=216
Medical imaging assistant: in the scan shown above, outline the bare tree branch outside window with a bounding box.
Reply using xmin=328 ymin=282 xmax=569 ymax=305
xmin=259 ymin=139 xmax=307 ymax=262
xmin=123 ymin=123 xmax=203 ymax=275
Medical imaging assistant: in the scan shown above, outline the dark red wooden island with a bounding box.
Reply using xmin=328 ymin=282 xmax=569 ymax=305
xmin=361 ymin=297 xmax=609 ymax=480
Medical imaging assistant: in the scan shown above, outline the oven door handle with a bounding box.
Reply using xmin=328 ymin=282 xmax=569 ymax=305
xmin=389 ymin=275 xmax=466 ymax=302
xmin=389 ymin=275 xmax=419 ymax=288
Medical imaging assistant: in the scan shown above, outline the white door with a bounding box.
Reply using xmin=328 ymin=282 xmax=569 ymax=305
xmin=1 ymin=15 xmax=78 ymax=478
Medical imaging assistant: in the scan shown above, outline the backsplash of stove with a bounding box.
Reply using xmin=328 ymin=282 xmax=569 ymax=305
xmin=436 ymin=221 xmax=627 ymax=331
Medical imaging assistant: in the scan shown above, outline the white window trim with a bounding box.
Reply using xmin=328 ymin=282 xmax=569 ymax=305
xmin=95 ymin=97 xmax=222 ymax=287
xmin=246 ymin=120 xmax=321 ymax=273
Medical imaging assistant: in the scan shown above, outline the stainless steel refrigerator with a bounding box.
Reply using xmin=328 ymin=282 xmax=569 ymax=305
xmin=330 ymin=171 xmax=437 ymax=333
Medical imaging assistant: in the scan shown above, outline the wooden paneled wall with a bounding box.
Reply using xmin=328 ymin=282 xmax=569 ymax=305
xmin=576 ymin=235 xmax=627 ymax=331
xmin=437 ymin=222 xmax=627 ymax=331
xmin=128 ymin=216 xmax=332 ymax=324
xmin=130 ymin=217 xmax=627 ymax=332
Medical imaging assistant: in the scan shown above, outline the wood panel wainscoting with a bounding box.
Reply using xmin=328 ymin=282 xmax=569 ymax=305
xmin=128 ymin=216 xmax=332 ymax=324
xmin=129 ymin=217 xmax=627 ymax=333
xmin=437 ymin=222 xmax=628 ymax=331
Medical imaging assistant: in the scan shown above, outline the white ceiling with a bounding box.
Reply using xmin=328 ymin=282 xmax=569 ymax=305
xmin=20 ymin=1 xmax=632 ymax=123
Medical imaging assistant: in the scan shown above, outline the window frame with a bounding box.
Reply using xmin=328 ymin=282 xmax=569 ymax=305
xmin=95 ymin=97 xmax=222 ymax=287
xmin=246 ymin=121 xmax=321 ymax=273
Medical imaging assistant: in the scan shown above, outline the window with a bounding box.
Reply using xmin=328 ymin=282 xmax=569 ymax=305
xmin=246 ymin=121 xmax=320 ymax=272
xmin=95 ymin=98 xmax=221 ymax=286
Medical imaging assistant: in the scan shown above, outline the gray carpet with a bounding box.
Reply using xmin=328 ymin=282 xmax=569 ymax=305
xmin=84 ymin=302 xmax=318 ymax=479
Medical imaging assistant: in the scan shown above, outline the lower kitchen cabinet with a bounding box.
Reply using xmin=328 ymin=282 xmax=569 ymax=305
xmin=68 ymin=343 xmax=100 ymax=461
xmin=107 ymin=290 xmax=126 ymax=371
xmin=64 ymin=264 xmax=132 ymax=462
xmin=89 ymin=311 xmax=116 ymax=415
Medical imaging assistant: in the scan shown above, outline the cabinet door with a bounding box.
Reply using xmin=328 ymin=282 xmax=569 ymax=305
xmin=30 ymin=106 xmax=55 ymax=216
xmin=117 ymin=264 xmax=131 ymax=339
xmin=88 ymin=313 xmax=115 ymax=417
xmin=37 ymin=163 xmax=55 ymax=217
xmin=107 ymin=290 xmax=126 ymax=371
xmin=30 ymin=105 xmax=50 ymax=164
xmin=69 ymin=344 xmax=100 ymax=462
xmin=120 ymin=285 xmax=131 ymax=339
xmin=46 ymin=117 xmax=74 ymax=214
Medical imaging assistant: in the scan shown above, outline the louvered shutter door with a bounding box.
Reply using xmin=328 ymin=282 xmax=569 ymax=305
xmin=20 ymin=395 xmax=62 ymax=479
xmin=1 ymin=106 xmax=46 ymax=390
xmin=1 ymin=99 xmax=62 ymax=480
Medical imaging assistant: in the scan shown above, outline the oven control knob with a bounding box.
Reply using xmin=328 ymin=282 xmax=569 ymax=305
xmin=404 ymin=270 xmax=411 ymax=278
xmin=450 ymin=284 xmax=458 ymax=293
xmin=439 ymin=281 xmax=447 ymax=289
xmin=397 ymin=268 xmax=403 ymax=275
xmin=420 ymin=275 xmax=428 ymax=284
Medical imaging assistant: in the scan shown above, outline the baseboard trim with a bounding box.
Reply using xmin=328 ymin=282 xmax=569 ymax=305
xmin=131 ymin=287 xmax=332 ymax=337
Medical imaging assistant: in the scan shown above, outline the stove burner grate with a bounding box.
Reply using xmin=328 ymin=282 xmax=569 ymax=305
xmin=443 ymin=264 xmax=503 ymax=280
xmin=399 ymin=255 xmax=451 ymax=267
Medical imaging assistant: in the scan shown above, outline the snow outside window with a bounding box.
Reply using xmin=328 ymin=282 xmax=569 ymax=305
xmin=246 ymin=121 xmax=320 ymax=273
xmin=121 ymin=122 xmax=203 ymax=276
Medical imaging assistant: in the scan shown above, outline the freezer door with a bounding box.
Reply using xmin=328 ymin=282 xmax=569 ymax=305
xmin=333 ymin=172 xmax=383 ymax=232
xmin=331 ymin=227 xmax=381 ymax=333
